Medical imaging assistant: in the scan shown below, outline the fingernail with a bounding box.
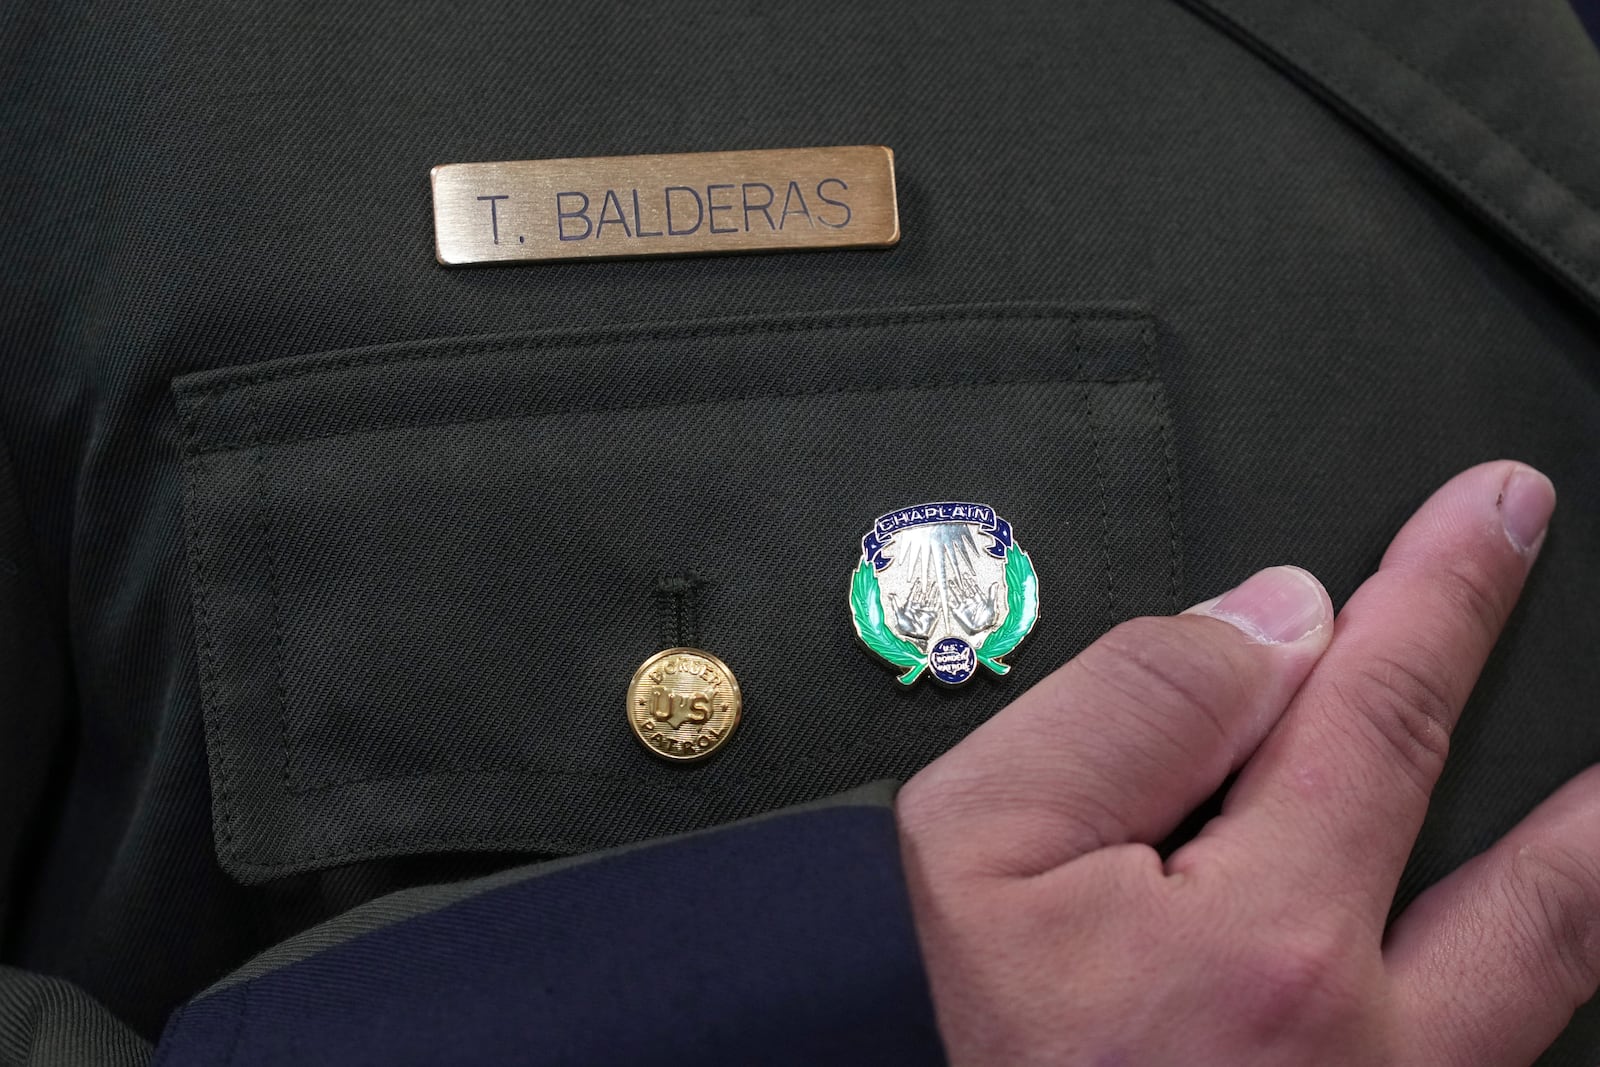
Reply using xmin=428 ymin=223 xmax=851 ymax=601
xmin=1187 ymin=566 xmax=1330 ymax=645
xmin=1499 ymin=465 xmax=1556 ymax=556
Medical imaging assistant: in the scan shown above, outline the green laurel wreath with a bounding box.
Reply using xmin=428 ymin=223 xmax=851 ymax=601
xmin=974 ymin=544 xmax=1039 ymax=676
xmin=850 ymin=544 xmax=1039 ymax=685
xmin=850 ymin=559 xmax=930 ymax=685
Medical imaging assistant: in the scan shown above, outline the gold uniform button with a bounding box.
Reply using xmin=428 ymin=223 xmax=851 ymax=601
xmin=627 ymin=648 xmax=742 ymax=761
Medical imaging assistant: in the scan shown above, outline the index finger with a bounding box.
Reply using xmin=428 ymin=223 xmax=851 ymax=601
xmin=1191 ymin=461 xmax=1555 ymax=921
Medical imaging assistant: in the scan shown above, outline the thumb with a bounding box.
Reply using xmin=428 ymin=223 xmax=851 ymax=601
xmin=898 ymin=566 xmax=1334 ymax=882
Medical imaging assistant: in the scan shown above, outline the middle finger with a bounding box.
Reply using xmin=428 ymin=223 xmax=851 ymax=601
xmin=1178 ymin=462 xmax=1553 ymax=923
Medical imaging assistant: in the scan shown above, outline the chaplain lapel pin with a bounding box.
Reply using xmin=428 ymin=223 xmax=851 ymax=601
xmin=850 ymin=502 xmax=1039 ymax=686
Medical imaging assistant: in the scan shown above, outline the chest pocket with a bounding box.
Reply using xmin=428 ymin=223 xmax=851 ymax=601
xmin=175 ymin=303 xmax=1180 ymax=883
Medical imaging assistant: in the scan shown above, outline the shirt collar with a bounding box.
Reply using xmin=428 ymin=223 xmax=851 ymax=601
xmin=1180 ymin=0 xmax=1600 ymax=315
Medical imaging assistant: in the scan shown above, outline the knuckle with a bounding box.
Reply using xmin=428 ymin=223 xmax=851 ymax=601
xmin=897 ymin=765 xmax=1124 ymax=877
xmin=991 ymin=790 xmax=1127 ymax=872
xmin=1504 ymin=841 xmax=1600 ymax=1001
xmin=1224 ymin=916 xmax=1370 ymax=1037
xmin=1332 ymin=646 xmax=1456 ymax=792
xmin=1078 ymin=616 xmax=1253 ymax=747
xmin=1430 ymin=552 xmax=1515 ymax=647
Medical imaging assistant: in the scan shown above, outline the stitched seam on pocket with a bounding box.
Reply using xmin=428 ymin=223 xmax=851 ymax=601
xmin=198 ymin=370 xmax=1151 ymax=457
xmin=244 ymin=390 xmax=301 ymax=796
xmin=181 ymin=445 xmax=240 ymax=865
xmin=285 ymin=726 xmax=974 ymax=799
xmin=1076 ymin=331 xmax=1116 ymax=631
xmin=184 ymin=305 xmax=1151 ymax=399
xmin=1152 ymin=370 xmax=1184 ymax=614
xmin=257 ymin=376 xmax=1152 ymax=796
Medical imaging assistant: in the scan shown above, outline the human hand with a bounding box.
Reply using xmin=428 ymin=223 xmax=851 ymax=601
xmin=897 ymin=462 xmax=1591 ymax=1065
xmin=946 ymin=540 xmax=1003 ymax=635
xmin=891 ymin=573 xmax=942 ymax=642
xmin=949 ymin=578 xmax=1001 ymax=636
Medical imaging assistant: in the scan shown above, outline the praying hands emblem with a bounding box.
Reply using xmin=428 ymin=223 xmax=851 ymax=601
xmin=944 ymin=540 xmax=1004 ymax=635
xmin=888 ymin=571 xmax=941 ymax=642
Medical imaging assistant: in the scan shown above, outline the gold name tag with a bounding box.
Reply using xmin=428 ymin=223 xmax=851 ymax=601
xmin=430 ymin=145 xmax=899 ymax=265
